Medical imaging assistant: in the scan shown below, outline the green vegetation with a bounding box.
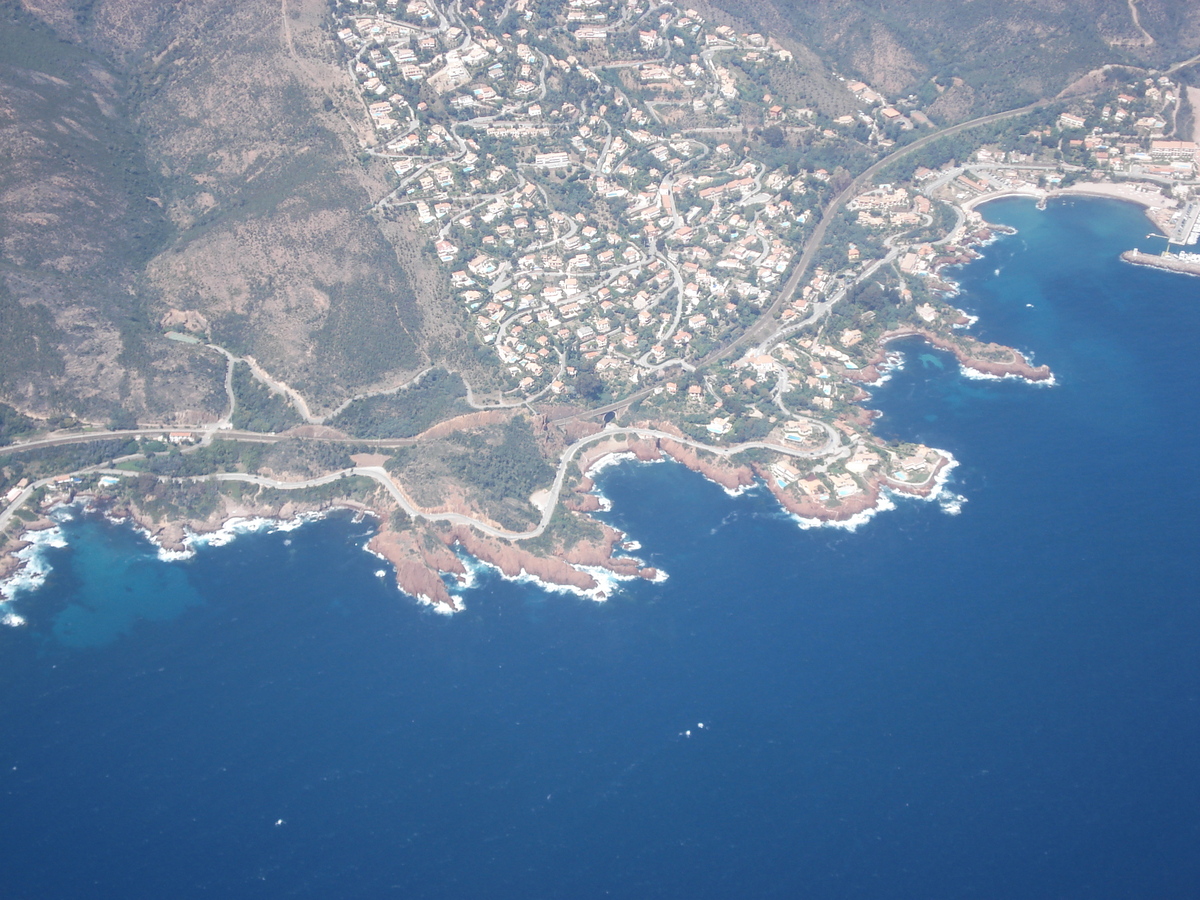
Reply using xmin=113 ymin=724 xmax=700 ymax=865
xmin=0 ymin=439 xmax=140 ymax=494
xmin=231 ymin=363 xmax=303 ymax=433
xmin=126 ymin=478 xmax=227 ymax=524
xmin=763 ymin=136 xmax=872 ymax=180
xmin=825 ymin=279 xmax=906 ymax=339
xmin=879 ymin=109 xmax=1058 ymax=182
xmin=814 ymin=208 xmax=885 ymax=272
xmin=447 ymin=418 xmax=554 ymax=502
xmin=111 ymin=475 xmax=384 ymax=527
xmin=0 ymin=4 xmax=171 ymax=269
xmin=330 ymin=369 xmax=470 ymax=438
xmin=0 ymin=1 xmax=175 ymax=417
xmin=125 ymin=438 xmax=357 ymax=479
xmin=530 ymin=168 xmax=595 ymax=217
xmin=0 ymin=404 xmax=36 ymax=447
xmin=524 ymin=501 xmax=604 ymax=555
xmin=383 ymin=447 xmax=414 ymax=475
xmin=308 ymin=272 xmax=424 ymax=394
xmin=0 ymin=283 xmax=67 ymax=395
xmin=0 ymin=439 xmax=140 ymax=472
xmin=251 ymin=475 xmax=380 ymax=509
xmin=257 ymin=439 xmax=359 ymax=475
xmin=440 ymin=417 xmax=555 ymax=529
xmin=130 ymin=440 xmax=252 ymax=478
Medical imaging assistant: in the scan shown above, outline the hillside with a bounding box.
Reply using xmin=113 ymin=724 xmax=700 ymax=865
xmin=712 ymin=0 xmax=1200 ymax=121
xmin=0 ymin=2 xmax=219 ymax=423
xmin=4 ymin=0 xmax=481 ymax=422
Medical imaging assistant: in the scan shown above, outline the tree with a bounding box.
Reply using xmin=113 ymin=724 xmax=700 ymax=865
xmin=575 ymin=371 xmax=604 ymax=400
xmin=761 ymin=125 xmax=785 ymax=147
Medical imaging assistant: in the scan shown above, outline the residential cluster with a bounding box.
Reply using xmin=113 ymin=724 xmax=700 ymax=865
xmin=330 ymin=0 xmax=1095 ymax=511
xmin=333 ymin=0 xmax=843 ymax=399
xmin=1054 ymin=75 xmax=1199 ymax=180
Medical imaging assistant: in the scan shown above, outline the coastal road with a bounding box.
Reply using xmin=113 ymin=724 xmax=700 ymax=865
xmin=231 ymin=423 xmax=836 ymax=542
xmin=66 ymin=425 xmax=840 ymax=545
xmin=373 ymin=424 xmax=843 ymax=540
xmin=0 ymin=428 xmax=295 ymax=456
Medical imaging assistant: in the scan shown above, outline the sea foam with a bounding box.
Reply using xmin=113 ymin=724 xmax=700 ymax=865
xmin=787 ymin=491 xmax=897 ymax=532
xmin=959 ymin=364 xmax=1056 ymax=387
xmin=0 ymin=523 xmax=68 ymax=612
xmin=150 ymin=511 xmax=332 ymax=562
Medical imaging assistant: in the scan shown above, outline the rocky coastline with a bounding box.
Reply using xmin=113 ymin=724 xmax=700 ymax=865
xmin=0 ymin=515 xmax=57 ymax=582
xmin=760 ymin=471 xmax=884 ymax=524
xmin=756 ymin=448 xmax=954 ymax=527
xmin=850 ymin=327 xmax=1052 ymax=384
xmin=368 ymin=430 xmax=749 ymax=612
xmin=1 ymin=375 xmax=985 ymax=618
xmin=1 ymin=419 xmax=959 ymax=616
xmin=0 ymin=166 xmax=1078 ymax=618
xmin=111 ymin=495 xmax=376 ymax=556
xmin=367 ymin=519 xmax=663 ymax=614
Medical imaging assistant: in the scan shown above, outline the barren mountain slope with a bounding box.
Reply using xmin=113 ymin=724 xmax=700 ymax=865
xmin=10 ymin=0 xmax=477 ymax=419
xmin=0 ymin=3 xmax=228 ymax=423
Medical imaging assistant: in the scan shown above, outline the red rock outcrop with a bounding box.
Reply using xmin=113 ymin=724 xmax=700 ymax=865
xmin=656 ymin=439 xmax=753 ymax=492
xmin=564 ymin=493 xmax=603 ymax=513
xmin=574 ymin=436 xmax=663 ymax=474
xmin=573 ymin=431 xmax=752 ymax=494
xmin=369 ymin=523 xmax=465 ymax=610
xmin=415 ymin=409 xmax=513 ymax=441
xmin=445 ymin=525 xmax=599 ymax=592
xmin=757 ymin=466 xmax=883 ymax=523
xmin=853 ymin=328 xmax=1052 ymax=383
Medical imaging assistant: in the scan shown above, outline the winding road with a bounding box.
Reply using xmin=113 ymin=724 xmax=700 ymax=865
xmin=63 ymin=424 xmax=840 ymax=543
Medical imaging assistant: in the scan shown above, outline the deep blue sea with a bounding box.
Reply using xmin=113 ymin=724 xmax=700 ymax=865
xmin=2 ymin=198 xmax=1199 ymax=898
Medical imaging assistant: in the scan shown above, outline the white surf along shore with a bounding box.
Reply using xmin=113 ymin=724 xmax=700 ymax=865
xmin=2 ymin=443 xmax=973 ymax=621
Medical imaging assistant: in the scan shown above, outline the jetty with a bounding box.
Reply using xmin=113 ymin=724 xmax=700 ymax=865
xmin=1120 ymin=249 xmax=1200 ymax=277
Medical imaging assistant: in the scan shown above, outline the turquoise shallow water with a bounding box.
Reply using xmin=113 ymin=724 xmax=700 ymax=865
xmin=1 ymin=197 xmax=1198 ymax=898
